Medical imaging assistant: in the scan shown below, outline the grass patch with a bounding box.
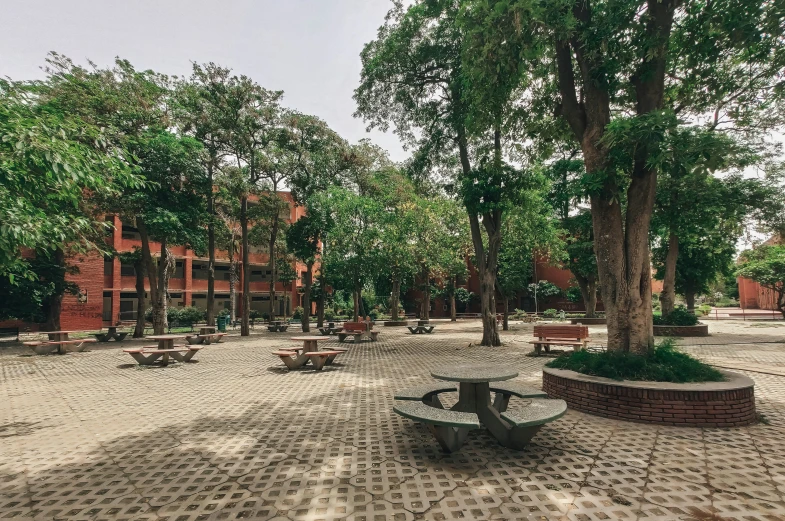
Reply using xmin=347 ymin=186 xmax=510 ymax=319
xmin=545 ymin=339 xmax=724 ymax=383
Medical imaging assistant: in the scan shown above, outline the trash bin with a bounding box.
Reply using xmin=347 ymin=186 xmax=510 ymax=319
xmin=217 ymin=316 xmax=227 ymax=332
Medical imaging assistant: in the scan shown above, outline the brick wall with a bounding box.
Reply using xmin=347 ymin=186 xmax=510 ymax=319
xmin=60 ymin=252 xmax=104 ymax=331
xmin=543 ymin=369 xmax=756 ymax=428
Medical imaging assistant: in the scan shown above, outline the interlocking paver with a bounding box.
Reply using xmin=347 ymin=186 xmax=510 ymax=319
xmin=1 ymin=320 xmax=785 ymax=520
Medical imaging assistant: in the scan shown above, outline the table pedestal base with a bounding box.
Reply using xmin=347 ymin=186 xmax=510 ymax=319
xmin=451 ymin=382 xmax=543 ymax=451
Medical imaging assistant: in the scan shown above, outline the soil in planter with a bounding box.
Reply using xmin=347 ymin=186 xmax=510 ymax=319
xmin=545 ymin=339 xmax=724 ymax=383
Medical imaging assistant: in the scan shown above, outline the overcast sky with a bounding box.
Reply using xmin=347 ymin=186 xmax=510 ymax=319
xmin=0 ymin=0 xmax=407 ymax=161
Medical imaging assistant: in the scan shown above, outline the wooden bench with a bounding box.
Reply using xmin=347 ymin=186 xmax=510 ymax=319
xmin=337 ymin=329 xmax=379 ymax=343
xmin=528 ymin=325 xmax=589 ymax=355
xmin=393 ymin=401 xmax=481 ymax=452
xmin=499 ymin=398 xmax=568 ymax=449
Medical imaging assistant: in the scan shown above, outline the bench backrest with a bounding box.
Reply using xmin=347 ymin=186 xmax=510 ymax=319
xmin=344 ymin=322 xmax=369 ymax=332
xmin=533 ymin=325 xmax=589 ymax=339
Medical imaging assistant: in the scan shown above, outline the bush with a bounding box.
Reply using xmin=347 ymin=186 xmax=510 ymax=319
xmin=178 ymin=306 xmax=205 ymax=326
xmin=324 ymin=308 xmax=336 ymax=320
xmin=566 ymin=286 xmax=583 ymax=303
xmin=653 ymin=306 xmax=699 ymax=326
xmin=512 ymin=308 xmax=528 ymax=320
xmin=217 ymin=309 xmax=230 ymax=318
xmin=368 ymin=309 xmax=380 ymax=320
xmin=292 ymin=306 xmax=304 ymax=319
xmin=249 ymin=310 xmax=262 ymax=320
xmin=546 ymin=339 xmax=724 ymax=383
xmin=543 ymin=308 xmax=558 ymax=319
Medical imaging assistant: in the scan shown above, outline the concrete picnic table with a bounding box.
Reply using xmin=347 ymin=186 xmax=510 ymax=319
xmin=29 ymin=330 xmax=97 ymax=354
xmin=147 ymin=334 xmax=187 ymax=350
xmin=393 ymin=364 xmax=566 ymax=452
xmin=199 ymin=326 xmax=216 ymax=336
xmin=94 ymin=326 xmax=129 ymax=342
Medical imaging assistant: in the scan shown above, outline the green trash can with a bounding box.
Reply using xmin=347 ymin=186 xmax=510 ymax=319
xmin=217 ymin=316 xmax=227 ymax=332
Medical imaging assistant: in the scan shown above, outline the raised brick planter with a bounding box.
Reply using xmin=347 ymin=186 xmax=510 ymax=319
xmin=569 ymin=318 xmax=606 ymax=325
xmin=653 ymin=323 xmax=709 ymax=337
xmin=543 ymin=367 xmax=755 ymax=427
xmin=384 ymin=320 xmax=409 ymax=327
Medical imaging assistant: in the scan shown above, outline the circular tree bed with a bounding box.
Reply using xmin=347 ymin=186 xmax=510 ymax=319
xmin=542 ymin=367 xmax=755 ymax=427
xmin=569 ymin=317 xmax=607 ymax=325
xmin=653 ymin=323 xmax=709 ymax=337
xmin=384 ymin=320 xmax=409 ymax=327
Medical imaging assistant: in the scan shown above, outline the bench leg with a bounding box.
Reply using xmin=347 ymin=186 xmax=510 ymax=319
xmin=492 ymin=392 xmax=511 ymax=413
xmin=338 ymin=334 xmax=347 ymax=342
xmin=114 ymin=333 xmax=128 ymax=341
xmin=534 ymin=344 xmax=542 ymax=356
xmin=279 ymin=353 xmax=308 ymax=370
xmin=310 ymin=356 xmax=328 ymax=371
xmin=506 ymin=424 xmax=545 ymax=451
xmin=428 ymin=425 xmax=470 ymax=453
xmin=96 ymin=334 xmax=111 ymax=342
xmin=128 ymin=352 xmax=163 ymax=366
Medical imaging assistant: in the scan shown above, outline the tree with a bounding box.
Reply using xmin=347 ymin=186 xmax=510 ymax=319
xmin=215 ymin=72 xmax=283 ymax=335
xmin=117 ymin=250 xmax=146 ymax=337
xmin=476 ymin=0 xmax=785 ymax=353
xmin=286 ymin=215 xmax=321 ymax=331
xmin=356 ymin=0 xmax=541 ymax=345
xmin=429 ymin=197 xmax=472 ymax=322
xmin=563 ymin=211 xmax=599 ymax=317
xmin=174 ymin=63 xmax=232 ymax=327
xmin=316 ymin=187 xmax=382 ymax=321
xmin=496 ymin=182 xmax=563 ymax=329
xmin=736 ymin=245 xmax=785 ymax=319
xmin=127 ymin=131 xmax=208 ymax=334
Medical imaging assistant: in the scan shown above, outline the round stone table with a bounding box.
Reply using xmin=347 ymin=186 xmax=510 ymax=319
xmin=290 ymin=336 xmax=329 ymax=353
xmin=429 ymin=364 xmax=529 ymax=450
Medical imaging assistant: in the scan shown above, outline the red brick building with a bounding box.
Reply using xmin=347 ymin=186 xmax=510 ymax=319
xmin=1 ymin=192 xmax=311 ymax=332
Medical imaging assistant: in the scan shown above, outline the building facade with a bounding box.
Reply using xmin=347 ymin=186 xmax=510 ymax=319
xmin=0 ymin=192 xmax=311 ymax=332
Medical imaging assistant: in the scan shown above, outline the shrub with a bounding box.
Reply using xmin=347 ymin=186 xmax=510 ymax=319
xmin=368 ymin=309 xmax=380 ymax=320
xmin=543 ymin=308 xmax=558 ymax=319
xmin=324 ymin=308 xmax=335 ymax=320
xmin=653 ymin=306 xmax=699 ymax=326
xmin=249 ymin=310 xmax=262 ymax=320
xmin=546 ymin=339 xmax=724 ymax=383
xmin=566 ymin=286 xmax=583 ymax=303
xmin=178 ymin=306 xmax=205 ymax=326
xmin=512 ymin=308 xmax=528 ymax=320
xmin=292 ymin=306 xmax=304 ymax=319
xmin=217 ymin=309 xmax=230 ymax=318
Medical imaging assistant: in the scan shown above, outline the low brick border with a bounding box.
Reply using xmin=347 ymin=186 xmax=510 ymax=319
xmin=653 ymin=323 xmax=709 ymax=337
xmin=543 ymin=367 xmax=755 ymax=427
xmin=384 ymin=321 xmax=409 ymax=327
xmin=569 ymin=318 xmax=607 ymax=325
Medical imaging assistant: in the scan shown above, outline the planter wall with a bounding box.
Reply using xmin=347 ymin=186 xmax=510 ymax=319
xmin=653 ymin=323 xmax=709 ymax=337
xmin=569 ymin=318 xmax=607 ymax=325
xmin=543 ymin=367 xmax=755 ymax=428
xmin=384 ymin=321 xmax=409 ymax=327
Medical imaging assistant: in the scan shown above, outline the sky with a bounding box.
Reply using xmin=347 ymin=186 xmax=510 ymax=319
xmin=0 ymin=0 xmax=408 ymax=161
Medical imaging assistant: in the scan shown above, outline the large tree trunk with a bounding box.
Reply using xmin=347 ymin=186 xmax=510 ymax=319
xmin=133 ymin=257 xmax=146 ymax=338
xmin=390 ymin=276 xmax=401 ymax=320
xmin=553 ymin=0 xmax=674 ymax=354
xmin=147 ymin=241 xmax=173 ymax=335
xmin=137 ymin=218 xmax=164 ymax=334
xmin=660 ymin=231 xmax=679 ymax=318
xmin=240 ymin=196 xmax=250 ymax=336
xmin=503 ymin=297 xmax=510 ymax=331
xmin=685 ymin=291 xmax=696 ymax=311
xmin=301 ymin=261 xmax=313 ymax=332
xmin=316 ymin=274 xmax=325 ymax=328
xmin=422 ymin=266 xmax=431 ymax=320
xmin=353 ymin=289 xmax=360 ymax=322
xmin=450 ymin=285 xmax=457 ymax=322
xmin=206 ymin=163 xmax=216 ymax=327
xmin=228 ymin=240 xmax=237 ymax=323
xmin=458 ymin=133 xmax=501 ymax=346
xmin=574 ymin=273 xmax=598 ymax=318
xmin=268 ymin=213 xmax=280 ymax=321
xmin=43 ymin=248 xmax=65 ymax=331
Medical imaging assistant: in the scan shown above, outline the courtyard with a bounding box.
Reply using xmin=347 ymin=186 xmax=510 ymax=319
xmin=1 ymin=321 xmax=785 ymax=521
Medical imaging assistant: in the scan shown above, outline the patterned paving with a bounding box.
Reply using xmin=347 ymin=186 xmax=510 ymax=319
xmin=1 ymin=320 xmax=785 ymax=520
